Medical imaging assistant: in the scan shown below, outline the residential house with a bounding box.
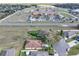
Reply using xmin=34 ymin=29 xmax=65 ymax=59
xmin=64 ymin=31 xmax=78 ymax=39
xmin=29 ymin=7 xmax=57 ymax=22
xmin=25 ymin=40 xmax=43 ymax=50
xmin=0 ymin=48 xmax=15 ymax=56
xmin=29 ymin=51 xmax=49 ymax=56
xmin=75 ymin=36 xmax=79 ymax=41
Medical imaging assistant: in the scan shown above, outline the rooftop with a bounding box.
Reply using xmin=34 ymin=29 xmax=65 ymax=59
xmin=0 ymin=48 xmax=15 ymax=56
xmin=25 ymin=39 xmax=42 ymax=49
xmin=29 ymin=51 xmax=49 ymax=56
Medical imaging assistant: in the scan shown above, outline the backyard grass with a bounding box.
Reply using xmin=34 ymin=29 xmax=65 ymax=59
xmin=68 ymin=44 xmax=79 ymax=56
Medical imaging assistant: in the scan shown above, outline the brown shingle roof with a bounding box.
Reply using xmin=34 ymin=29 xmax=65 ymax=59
xmin=25 ymin=40 xmax=42 ymax=49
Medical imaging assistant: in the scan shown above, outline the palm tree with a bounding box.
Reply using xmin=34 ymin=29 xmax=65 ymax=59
xmin=59 ymin=30 xmax=64 ymax=37
xmin=45 ymin=30 xmax=61 ymax=55
xmin=48 ymin=30 xmax=61 ymax=45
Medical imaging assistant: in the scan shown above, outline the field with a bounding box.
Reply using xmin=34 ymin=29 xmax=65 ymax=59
xmin=0 ymin=5 xmax=79 ymax=56
xmin=0 ymin=26 xmax=28 ymax=55
xmin=0 ymin=25 xmax=77 ymax=47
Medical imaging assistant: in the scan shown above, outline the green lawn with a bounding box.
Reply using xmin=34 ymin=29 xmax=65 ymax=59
xmin=68 ymin=44 xmax=79 ymax=56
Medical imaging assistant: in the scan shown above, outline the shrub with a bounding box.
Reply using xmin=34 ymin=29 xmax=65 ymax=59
xmin=27 ymin=30 xmax=48 ymax=43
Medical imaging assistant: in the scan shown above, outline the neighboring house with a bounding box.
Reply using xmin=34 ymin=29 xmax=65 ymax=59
xmin=64 ymin=31 xmax=69 ymax=38
xmin=29 ymin=51 xmax=49 ymax=56
xmin=64 ymin=31 xmax=78 ymax=38
xmin=29 ymin=8 xmax=57 ymax=22
xmin=72 ymin=9 xmax=79 ymax=13
xmin=53 ymin=39 xmax=69 ymax=56
xmin=0 ymin=48 xmax=15 ymax=56
xmin=25 ymin=40 xmax=43 ymax=50
xmin=75 ymin=36 xmax=79 ymax=41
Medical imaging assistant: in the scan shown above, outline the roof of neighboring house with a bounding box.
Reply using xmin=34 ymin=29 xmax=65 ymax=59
xmin=25 ymin=40 xmax=42 ymax=49
xmin=76 ymin=36 xmax=79 ymax=41
xmin=72 ymin=9 xmax=79 ymax=12
xmin=32 ymin=11 xmax=41 ymax=16
xmin=64 ymin=31 xmax=77 ymax=37
xmin=32 ymin=8 xmax=55 ymax=16
xmin=5 ymin=48 xmax=15 ymax=56
xmin=53 ymin=39 xmax=69 ymax=56
xmin=29 ymin=51 xmax=49 ymax=56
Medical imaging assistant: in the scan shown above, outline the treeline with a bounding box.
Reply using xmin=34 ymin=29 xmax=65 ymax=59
xmin=53 ymin=4 xmax=79 ymax=9
xmin=0 ymin=4 xmax=30 ymax=13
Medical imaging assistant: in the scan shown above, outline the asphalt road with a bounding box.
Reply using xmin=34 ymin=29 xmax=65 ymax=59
xmin=0 ymin=22 xmax=78 ymax=27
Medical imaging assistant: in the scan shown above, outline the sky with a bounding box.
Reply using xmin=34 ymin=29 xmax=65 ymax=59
xmin=0 ymin=0 xmax=79 ymax=3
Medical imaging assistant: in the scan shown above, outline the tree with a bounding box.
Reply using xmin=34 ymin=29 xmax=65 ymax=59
xmin=47 ymin=46 xmax=54 ymax=55
xmin=60 ymin=30 xmax=64 ymax=37
xmin=27 ymin=30 xmax=48 ymax=43
xmin=46 ymin=31 xmax=61 ymax=55
xmin=48 ymin=30 xmax=61 ymax=45
xmin=20 ymin=51 xmax=26 ymax=56
xmin=42 ymin=44 xmax=54 ymax=55
xmin=31 ymin=4 xmax=37 ymax=8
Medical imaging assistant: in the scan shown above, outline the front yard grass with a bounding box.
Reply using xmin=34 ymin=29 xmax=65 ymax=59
xmin=68 ymin=44 xmax=79 ymax=56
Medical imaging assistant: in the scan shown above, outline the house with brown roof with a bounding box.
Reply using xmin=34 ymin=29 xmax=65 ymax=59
xmin=25 ymin=40 xmax=43 ymax=50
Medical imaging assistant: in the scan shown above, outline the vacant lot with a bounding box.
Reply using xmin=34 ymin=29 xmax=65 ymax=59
xmin=0 ymin=25 xmax=78 ymax=55
xmin=0 ymin=26 xmax=28 ymax=55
